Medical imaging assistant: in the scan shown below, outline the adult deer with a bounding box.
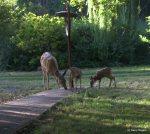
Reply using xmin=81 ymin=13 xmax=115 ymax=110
xmin=40 ymin=52 xmax=67 ymax=90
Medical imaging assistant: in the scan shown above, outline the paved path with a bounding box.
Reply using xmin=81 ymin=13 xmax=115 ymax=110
xmin=0 ymin=89 xmax=72 ymax=134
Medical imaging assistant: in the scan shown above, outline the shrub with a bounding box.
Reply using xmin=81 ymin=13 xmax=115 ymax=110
xmin=13 ymin=13 xmax=67 ymax=70
xmin=0 ymin=0 xmax=16 ymax=70
xmin=0 ymin=1 xmax=149 ymax=70
xmin=71 ymin=16 xmax=150 ymax=67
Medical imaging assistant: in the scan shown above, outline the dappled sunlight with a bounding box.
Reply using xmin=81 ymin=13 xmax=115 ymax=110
xmin=0 ymin=109 xmax=39 ymax=116
xmin=0 ymin=66 xmax=150 ymax=103
xmin=22 ymin=85 xmax=150 ymax=133
xmin=137 ymin=67 xmax=150 ymax=71
xmin=0 ymin=66 xmax=149 ymax=133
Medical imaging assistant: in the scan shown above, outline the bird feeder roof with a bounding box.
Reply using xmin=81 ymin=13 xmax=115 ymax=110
xmin=56 ymin=11 xmax=77 ymax=17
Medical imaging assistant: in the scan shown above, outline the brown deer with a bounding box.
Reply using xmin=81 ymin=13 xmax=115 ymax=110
xmin=40 ymin=52 xmax=67 ymax=90
xmin=90 ymin=67 xmax=116 ymax=88
xmin=68 ymin=67 xmax=82 ymax=89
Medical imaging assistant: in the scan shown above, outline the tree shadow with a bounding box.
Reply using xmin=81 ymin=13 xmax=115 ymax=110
xmin=0 ymin=90 xmax=70 ymax=134
xmin=17 ymin=96 xmax=150 ymax=134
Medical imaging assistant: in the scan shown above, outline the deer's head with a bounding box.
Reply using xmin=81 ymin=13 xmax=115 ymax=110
xmin=58 ymin=69 xmax=68 ymax=90
xmin=90 ymin=76 xmax=97 ymax=87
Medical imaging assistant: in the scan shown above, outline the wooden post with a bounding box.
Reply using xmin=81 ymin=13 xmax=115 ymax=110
xmin=67 ymin=2 xmax=73 ymax=88
xmin=67 ymin=2 xmax=71 ymax=68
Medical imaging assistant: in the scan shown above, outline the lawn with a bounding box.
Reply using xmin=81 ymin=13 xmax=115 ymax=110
xmin=15 ymin=66 xmax=150 ymax=134
xmin=0 ymin=70 xmax=70 ymax=103
xmin=0 ymin=70 xmax=78 ymax=103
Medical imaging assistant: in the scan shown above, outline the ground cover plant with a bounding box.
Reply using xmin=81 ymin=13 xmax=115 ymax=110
xmin=16 ymin=66 xmax=150 ymax=134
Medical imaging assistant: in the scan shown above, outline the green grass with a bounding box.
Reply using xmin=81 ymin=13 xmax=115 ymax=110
xmin=16 ymin=66 xmax=150 ymax=134
xmin=0 ymin=71 xmax=58 ymax=103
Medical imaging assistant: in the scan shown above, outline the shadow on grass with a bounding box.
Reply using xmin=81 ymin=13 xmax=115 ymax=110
xmin=17 ymin=92 xmax=150 ymax=134
xmin=0 ymin=91 xmax=70 ymax=134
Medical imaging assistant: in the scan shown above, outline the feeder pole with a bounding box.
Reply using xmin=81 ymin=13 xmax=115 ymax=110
xmin=67 ymin=1 xmax=71 ymax=68
xmin=56 ymin=1 xmax=77 ymax=89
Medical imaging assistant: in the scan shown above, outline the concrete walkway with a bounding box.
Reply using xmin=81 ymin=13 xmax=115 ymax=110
xmin=0 ymin=89 xmax=72 ymax=134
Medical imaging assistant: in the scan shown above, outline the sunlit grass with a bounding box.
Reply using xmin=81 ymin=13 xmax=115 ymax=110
xmin=22 ymin=87 xmax=150 ymax=134
xmin=0 ymin=71 xmax=57 ymax=103
xmin=16 ymin=66 xmax=150 ymax=134
xmin=0 ymin=66 xmax=150 ymax=104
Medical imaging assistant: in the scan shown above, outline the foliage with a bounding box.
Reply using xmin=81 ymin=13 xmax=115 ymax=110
xmin=78 ymin=0 xmax=149 ymax=65
xmin=137 ymin=16 xmax=150 ymax=64
xmin=13 ymin=13 xmax=67 ymax=70
xmin=0 ymin=0 xmax=149 ymax=70
xmin=0 ymin=0 xmax=16 ymax=70
xmin=72 ymin=19 xmax=98 ymax=67
xmin=70 ymin=0 xmax=87 ymax=15
xmin=71 ymin=17 xmax=148 ymax=67
xmin=140 ymin=0 xmax=150 ymax=19
xmin=146 ymin=16 xmax=150 ymax=41
xmin=17 ymin=0 xmax=65 ymax=15
xmin=140 ymin=16 xmax=150 ymax=43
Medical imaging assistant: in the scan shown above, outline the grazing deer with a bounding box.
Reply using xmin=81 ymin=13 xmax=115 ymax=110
xmin=90 ymin=67 xmax=116 ymax=88
xmin=40 ymin=52 xmax=67 ymax=90
xmin=68 ymin=67 xmax=82 ymax=89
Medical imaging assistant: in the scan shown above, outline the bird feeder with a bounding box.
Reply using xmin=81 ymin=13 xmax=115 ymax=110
xmin=56 ymin=2 xmax=77 ymax=68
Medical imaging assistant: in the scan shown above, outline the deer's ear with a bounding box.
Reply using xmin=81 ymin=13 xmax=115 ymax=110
xmin=62 ymin=69 xmax=68 ymax=76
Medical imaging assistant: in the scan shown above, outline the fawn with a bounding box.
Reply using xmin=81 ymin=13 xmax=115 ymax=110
xmin=68 ymin=67 xmax=82 ymax=89
xmin=90 ymin=67 xmax=116 ymax=88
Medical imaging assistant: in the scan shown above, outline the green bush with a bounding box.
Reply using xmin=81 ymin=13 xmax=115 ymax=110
xmin=0 ymin=0 xmax=16 ymax=70
xmin=137 ymin=16 xmax=150 ymax=64
xmin=17 ymin=0 xmax=64 ymax=15
xmin=13 ymin=13 xmax=67 ymax=70
xmin=0 ymin=1 xmax=149 ymax=71
xmin=71 ymin=18 xmax=144 ymax=67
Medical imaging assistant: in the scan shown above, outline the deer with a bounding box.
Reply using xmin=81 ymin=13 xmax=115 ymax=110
xmin=40 ymin=52 xmax=67 ymax=90
xmin=68 ymin=67 xmax=82 ymax=89
xmin=90 ymin=67 xmax=116 ymax=88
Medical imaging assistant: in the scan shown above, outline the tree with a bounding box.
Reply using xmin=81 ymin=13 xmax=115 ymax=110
xmin=0 ymin=0 xmax=16 ymax=70
xmin=140 ymin=0 xmax=150 ymax=19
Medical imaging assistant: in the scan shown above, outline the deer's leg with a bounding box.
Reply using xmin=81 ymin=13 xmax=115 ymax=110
xmin=42 ymin=69 xmax=46 ymax=90
xmin=71 ymin=76 xmax=74 ymax=89
xmin=69 ymin=75 xmax=74 ymax=89
xmin=80 ymin=77 xmax=81 ymax=89
xmin=46 ymin=73 xmax=49 ymax=90
xmin=109 ymin=79 xmax=112 ymax=87
xmin=99 ymin=80 xmax=101 ymax=89
xmin=113 ymin=76 xmax=116 ymax=87
xmin=43 ymin=74 xmax=46 ymax=90
xmin=57 ymin=79 xmax=61 ymax=89
xmin=69 ymin=74 xmax=72 ymax=89
xmin=55 ymin=76 xmax=60 ymax=89
xmin=109 ymin=75 xmax=114 ymax=87
xmin=75 ymin=78 xmax=77 ymax=90
xmin=48 ymin=75 xmax=49 ymax=89
xmin=72 ymin=79 xmax=74 ymax=89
